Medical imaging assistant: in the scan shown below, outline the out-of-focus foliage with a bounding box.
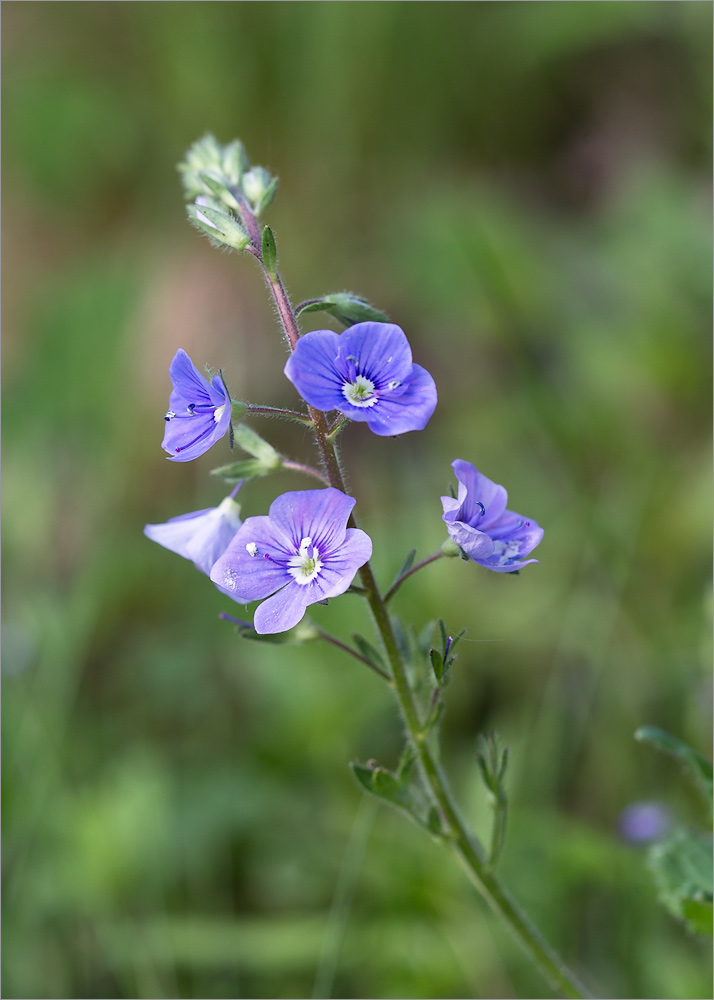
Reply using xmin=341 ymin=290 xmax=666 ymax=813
xmin=3 ymin=3 xmax=711 ymax=998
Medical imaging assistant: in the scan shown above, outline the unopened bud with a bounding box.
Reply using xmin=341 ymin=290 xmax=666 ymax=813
xmin=187 ymin=202 xmax=250 ymax=251
xmin=242 ymin=166 xmax=279 ymax=215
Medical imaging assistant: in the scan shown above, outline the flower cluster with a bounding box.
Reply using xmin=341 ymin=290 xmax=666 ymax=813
xmin=148 ymin=295 xmax=541 ymax=632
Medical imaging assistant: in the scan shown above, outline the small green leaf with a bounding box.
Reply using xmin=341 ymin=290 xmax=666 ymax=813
xmin=211 ymin=459 xmax=272 ymax=482
xmin=352 ymin=634 xmax=387 ymax=673
xmin=233 ymin=424 xmax=282 ymax=469
xmin=429 ymin=647 xmax=444 ymax=682
xmin=388 ymin=549 xmax=417 ymax=595
xmin=261 ymin=226 xmax=277 ymax=279
xmin=635 ymin=727 xmax=713 ymax=809
xmin=648 ymin=828 xmax=713 ymax=935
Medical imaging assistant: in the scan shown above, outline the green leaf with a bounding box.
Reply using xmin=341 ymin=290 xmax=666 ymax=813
xmin=352 ymin=634 xmax=387 ymax=674
xmin=232 ymin=424 xmax=282 ymax=469
xmin=388 ymin=549 xmax=416 ymax=594
xmin=648 ymin=828 xmax=713 ymax=935
xmin=261 ymin=226 xmax=277 ymax=279
xmin=210 ymin=459 xmax=273 ymax=482
xmin=635 ymin=727 xmax=713 ymax=809
xmin=295 ymin=293 xmax=389 ymax=328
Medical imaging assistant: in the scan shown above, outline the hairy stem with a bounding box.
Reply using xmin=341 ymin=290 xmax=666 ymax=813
xmin=252 ymin=205 xmax=588 ymax=999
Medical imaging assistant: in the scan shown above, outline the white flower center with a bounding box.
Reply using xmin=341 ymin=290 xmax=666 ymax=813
xmin=342 ymin=375 xmax=378 ymax=408
xmin=287 ymin=536 xmax=323 ymax=585
xmin=493 ymin=539 xmax=521 ymax=565
xmin=213 ymin=404 xmax=226 ymax=423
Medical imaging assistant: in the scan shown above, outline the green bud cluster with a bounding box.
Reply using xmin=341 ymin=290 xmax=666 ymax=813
xmin=178 ymin=134 xmax=279 ymax=252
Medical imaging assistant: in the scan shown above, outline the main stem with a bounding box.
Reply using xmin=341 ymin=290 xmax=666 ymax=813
xmin=258 ymin=240 xmax=588 ymax=1000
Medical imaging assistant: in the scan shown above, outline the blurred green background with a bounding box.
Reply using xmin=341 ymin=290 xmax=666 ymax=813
xmin=3 ymin=3 xmax=712 ymax=998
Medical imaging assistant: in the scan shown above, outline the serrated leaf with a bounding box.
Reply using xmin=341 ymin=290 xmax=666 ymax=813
xmin=635 ymin=727 xmax=713 ymax=809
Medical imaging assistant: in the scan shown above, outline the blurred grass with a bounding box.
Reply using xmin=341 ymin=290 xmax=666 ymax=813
xmin=2 ymin=3 xmax=712 ymax=998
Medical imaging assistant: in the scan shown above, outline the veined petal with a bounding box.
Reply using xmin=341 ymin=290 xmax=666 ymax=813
xmin=451 ymin=460 xmax=508 ymax=527
xmin=268 ymin=488 xmax=355 ymax=552
xmin=339 ymin=322 xmax=413 ymax=388
xmin=362 ymin=364 xmax=437 ymax=436
xmin=253 ymin=583 xmax=311 ymax=634
xmin=210 ymin=514 xmax=294 ymax=601
xmin=284 ymin=330 xmax=347 ymax=412
xmin=168 ymin=349 xmax=215 ymax=404
xmin=308 ymin=528 xmax=373 ymax=600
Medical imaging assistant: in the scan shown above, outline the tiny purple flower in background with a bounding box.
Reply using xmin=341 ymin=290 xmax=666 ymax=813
xmin=284 ymin=322 xmax=437 ymax=436
xmin=619 ymin=802 xmax=671 ymax=844
xmin=144 ymin=490 xmax=242 ymax=576
xmin=162 ymin=349 xmax=232 ymax=461
xmin=210 ymin=487 xmax=372 ymax=634
xmin=441 ymin=460 xmax=543 ymax=572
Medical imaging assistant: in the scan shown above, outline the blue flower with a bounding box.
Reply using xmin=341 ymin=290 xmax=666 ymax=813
xmin=210 ymin=487 xmax=372 ymax=634
xmin=284 ymin=322 xmax=437 ymax=436
xmin=441 ymin=460 xmax=543 ymax=573
xmin=144 ymin=492 xmax=242 ymax=576
xmin=162 ymin=349 xmax=232 ymax=461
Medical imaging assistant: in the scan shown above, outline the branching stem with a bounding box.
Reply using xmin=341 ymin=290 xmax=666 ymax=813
xmin=245 ymin=197 xmax=590 ymax=1000
xmin=384 ymin=550 xmax=445 ymax=603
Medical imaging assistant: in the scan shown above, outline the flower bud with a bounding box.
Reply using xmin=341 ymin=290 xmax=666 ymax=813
xmin=187 ymin=201 xmax=251 ymax=252
xmin=241 ymin=166 xmax=279 ymax=215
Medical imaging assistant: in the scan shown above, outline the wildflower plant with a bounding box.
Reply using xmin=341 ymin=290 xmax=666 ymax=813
xmin=145 ymin=135 xmax=589 ymax=998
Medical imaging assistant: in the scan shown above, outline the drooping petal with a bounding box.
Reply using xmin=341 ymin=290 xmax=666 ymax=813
xmin=442 ymin=517 xmax=496 ymax=560
xmin=268 ymin=488 xmax=355 ymax=552
xmin=361 ymin=364 xmax=438 ymax=436
xmin=210 ymin=515 xmax=295 ymax=601
xmin=144 ymin=497 xmax=242 ymax=575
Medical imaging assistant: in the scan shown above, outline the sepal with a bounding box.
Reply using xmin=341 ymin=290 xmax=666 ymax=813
xmin=296 ymin=293 xmax=390 ymax=328
xmin=187 ymin=202 xmax=250 ymax=251
xmin=242 ymin=167 xmax=278 ymax=215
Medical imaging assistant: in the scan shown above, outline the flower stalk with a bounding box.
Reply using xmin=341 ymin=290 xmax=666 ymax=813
xmin=256 ymin=220 xmax=588 ymax=999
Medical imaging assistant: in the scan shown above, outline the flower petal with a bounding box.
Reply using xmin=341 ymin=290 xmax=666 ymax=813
xmin=451 ymin=460 xmax=508 ymax=527
xmin=444 ymin=519 xmax=496 ymax=560
xmin=210 ymin=515 xmax=294 ymax=601
xmin=309 ymin=527 xmax=373 ymax=600
xmin=253 ymin=583 xmax=310 ymax=634
xmin=284 ymin=330 xmax=347 ymax=412
xmin=339 ymin=322 xmax=413 ymax=388
xmin=362 ymin=364 xmax=438 ymax=436
xmin=267 ymin=488 xmax=355 ymax=552
xmin=168 ymin=349 xmax=215 ymax=405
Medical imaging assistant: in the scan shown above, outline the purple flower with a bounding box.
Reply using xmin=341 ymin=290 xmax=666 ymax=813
xmin=619 ymin=802 xmax=671 ymax=844
xmin=162 ymin=349 xmax=232 ymax=461
xmin=284 ymin=322 xmax=437 ymax=436
xmin=210 ymin=488 xmax=372 ymax=634
xmin=441 ymin=460 xmax=543 ymax=573
xmin=144 ymin=493 xmax=242 ymax=576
